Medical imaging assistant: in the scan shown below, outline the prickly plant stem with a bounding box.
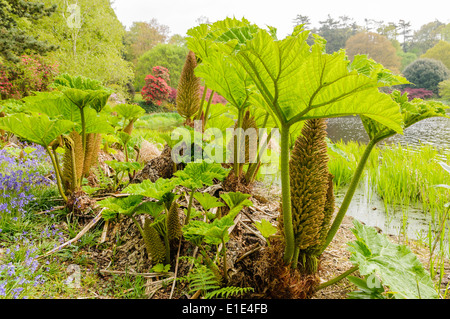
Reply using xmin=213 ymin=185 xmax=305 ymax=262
xmin=203 ymin=90 xmax=215 ymax=128
xmin=184 ymin=189 xmax=196 ymax=225
xmin=196 ymin=84 xmax=208 ymax=120
xmin=221 ymin=237 xmax=228 ymax=284
xmin=280 ymin=124 xmax=295 ymax=265
xmin=316 ymin=266 xmax=359 ymax=291
xmin=46 ymin=147 xmax=68 ymax=203
xmin=80 ymin=108 xmax=87 ymax=187
xmin=234 ymin=108 xmax=245 ymax=177
xmin=321 ymin=139 xmax=377 ymax=254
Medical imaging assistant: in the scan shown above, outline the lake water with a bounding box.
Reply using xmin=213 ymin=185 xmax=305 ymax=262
xmin=326 ymin=114 xmax=450 ymax=251
xmin=326 ymin=115 xmax=450 ymax=151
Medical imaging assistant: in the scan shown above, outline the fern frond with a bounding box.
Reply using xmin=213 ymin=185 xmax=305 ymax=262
xmin=187 ymin=265 xmax=221 ymax=295
xmin=205 ymin=286 xmax=254 ymax=299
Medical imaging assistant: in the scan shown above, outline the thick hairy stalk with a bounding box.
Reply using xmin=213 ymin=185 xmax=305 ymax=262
xmin=289 ymin=119 xmax=330 ymax=269
xmin=167 ymin=201 xmax=182 ymax=241
xmin=280 ymin=124 xmax=295 ymax=265
xmin=245 ymin=116 xmax=271 ymax=184
xmin=46 ymin=147 xmax=68 ymax=203
xmin=202 ymin=89 xmax=215 ymax=128
xmin=229 ymin=109 xmax=257 ymax=177
xmin=316 ymin=266 xmax=359 ymax=291
xmin=221 ymin=238 xmax=228 ymax=284
xmin=184 ymin=189 xmax=196 ymax=225
xmin=196 ymin=84 xmax=208 ymax=120
xmin=142 ymin=218 xmax=166 ymax=265
xmin=321 ymin=139 xmax=377 ymax=254
xmin=177 ymin=51 xmax=201 ymax=123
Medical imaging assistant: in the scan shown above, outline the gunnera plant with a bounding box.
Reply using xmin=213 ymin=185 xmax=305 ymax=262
xmin=176 ymin=51 xmax=201 ymax=126
xmin=289 ymin=118 xmax=335 ymax=273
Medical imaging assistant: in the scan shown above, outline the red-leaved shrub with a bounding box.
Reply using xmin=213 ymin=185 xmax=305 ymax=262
xmin=141 ymin=66 xmax=171 ymax=106
xmin=0 ymin=55 xmax=58 ymax=99
xmin=401 ymin=87 xmax=434 ymax=101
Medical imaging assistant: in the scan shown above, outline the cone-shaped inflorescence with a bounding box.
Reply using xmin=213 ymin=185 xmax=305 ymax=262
xmin=302 ymin=173 xmax=335 ymax=273
xmin=176 ymin=51 xmax=201 ymax=125
xmin=62 ymin=131 xmax=84 ymax=192
xmin=143 ymin=218 xmax=166 ymax=264
xmin=83 ymin=133 xmax=102 ymax=177
xmin=167 ymin=201 xmax=182 ymax=241
xmin=289 ymin=118 xmax=333 ymax=271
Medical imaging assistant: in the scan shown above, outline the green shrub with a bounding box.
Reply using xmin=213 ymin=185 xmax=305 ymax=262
xmin=402 ymin=58 xmax=450 ymax=94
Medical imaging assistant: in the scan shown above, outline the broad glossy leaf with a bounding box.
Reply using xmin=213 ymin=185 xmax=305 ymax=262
xmin=220 ymin=191 xmax=253 ymax=218
xmin=187 ymin=17 xmax=252 ymax=60
xmin=23 ymin=91 xmax=80 ymax=124
xmin=254 ymin=219 xmax=277 ymax=240
xmin=361 ymin=90 xmax=449 ymax=142
xmin=194 ymin=192 xmax=226 ymax=211
xmin=0 ymin=113 xmax=74 ymax=147
xmin=195 ymin=52 xmax=253 ymax=110
xmin=105 ymin=160 xmax=143 ymax=173
xmin=53 ymin=74 xmax=112 ymax=112
xmin=174 ymin=162 xmax=230 ymax=190
xmin=98 ymin=195 xmax=144 ymax=219
xmin=123 ymin=178 xmax=177 ymax=200
xmin=83 ymin=107 xmax=114 ymax=134
xmin=210 ymin=22 xmax=404 ymax=133
xmin=348 ymin=220 xmax=438 ymax=299
xmin=114 ymin=103 xmax=145 ymax=121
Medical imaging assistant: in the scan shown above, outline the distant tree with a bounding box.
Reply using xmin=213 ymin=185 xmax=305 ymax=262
xmin=397 ymin=51 xmax=418 ymax=71
xmin=402 ymin=58 xmax=450 ymax=94
xmin=345 ymin=32 xmax=401 ymax=73
xmin=421 ymin=40 xmax=450 ymax=70
xmin=134 ymin=43 xmax=188 ymax=91
xmin=376 ymin=22 xmax=400 ymax=41
xmin=409 ymin=20 xmax=444 ymax=56
xmin=438 ymin=79 xmax=450 ymax=100
xmin=314 ymin=14 xmax=359 ymax=53
xmin=293 ymin=14 xmax=311 ymax=28
xmin=0 ymin=0 xmax=57 ymax=62
xmin=169 ymin=34 xmax=187 ymax=47
xmin=124 ymin=19 xmax=170 ymax=64
xmin=398 ymin=19 xmax=413 ymax=52
xmin=31 ymin=0 xmax=134 ymax=87
xmin=436 ymin=23 xmax=450 ymax=41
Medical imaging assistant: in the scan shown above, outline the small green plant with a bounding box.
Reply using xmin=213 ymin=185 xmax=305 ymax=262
xmin=346 ymin=275 xmax=388 ymax=299
xmin=173 ymin=161 xmax=229 ymax=224
xmin=253 ymin=219 xmax=277 ymax=246
xmin=183 ymin=191 xmax=252 ymax=284
xmin=347 ymin=220 xmax=438 ymax=299
xmin=178 ymin=257 xmax=254 ymax=299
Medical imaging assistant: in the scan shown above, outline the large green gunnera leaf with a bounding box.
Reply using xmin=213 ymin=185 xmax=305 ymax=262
xmin=348 ymin=220 xmax=438 ymax=299
xmin=361 ymin=90 xmax=449 ymax=142
xmin=209 ymin=23 xmax=405 ymax=132
xmin=0 ymin=113 xmax=74 ymax=147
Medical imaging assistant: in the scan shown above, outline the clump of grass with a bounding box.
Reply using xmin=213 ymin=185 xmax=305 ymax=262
xmin=369 ymin=143 xmax=450 ymax=222
xmin=327 ymin=140 xmax=379 ymax=191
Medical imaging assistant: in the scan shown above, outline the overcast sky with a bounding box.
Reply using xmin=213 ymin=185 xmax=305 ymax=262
xmin=111 ymin=0 xmax=450 ymax=37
